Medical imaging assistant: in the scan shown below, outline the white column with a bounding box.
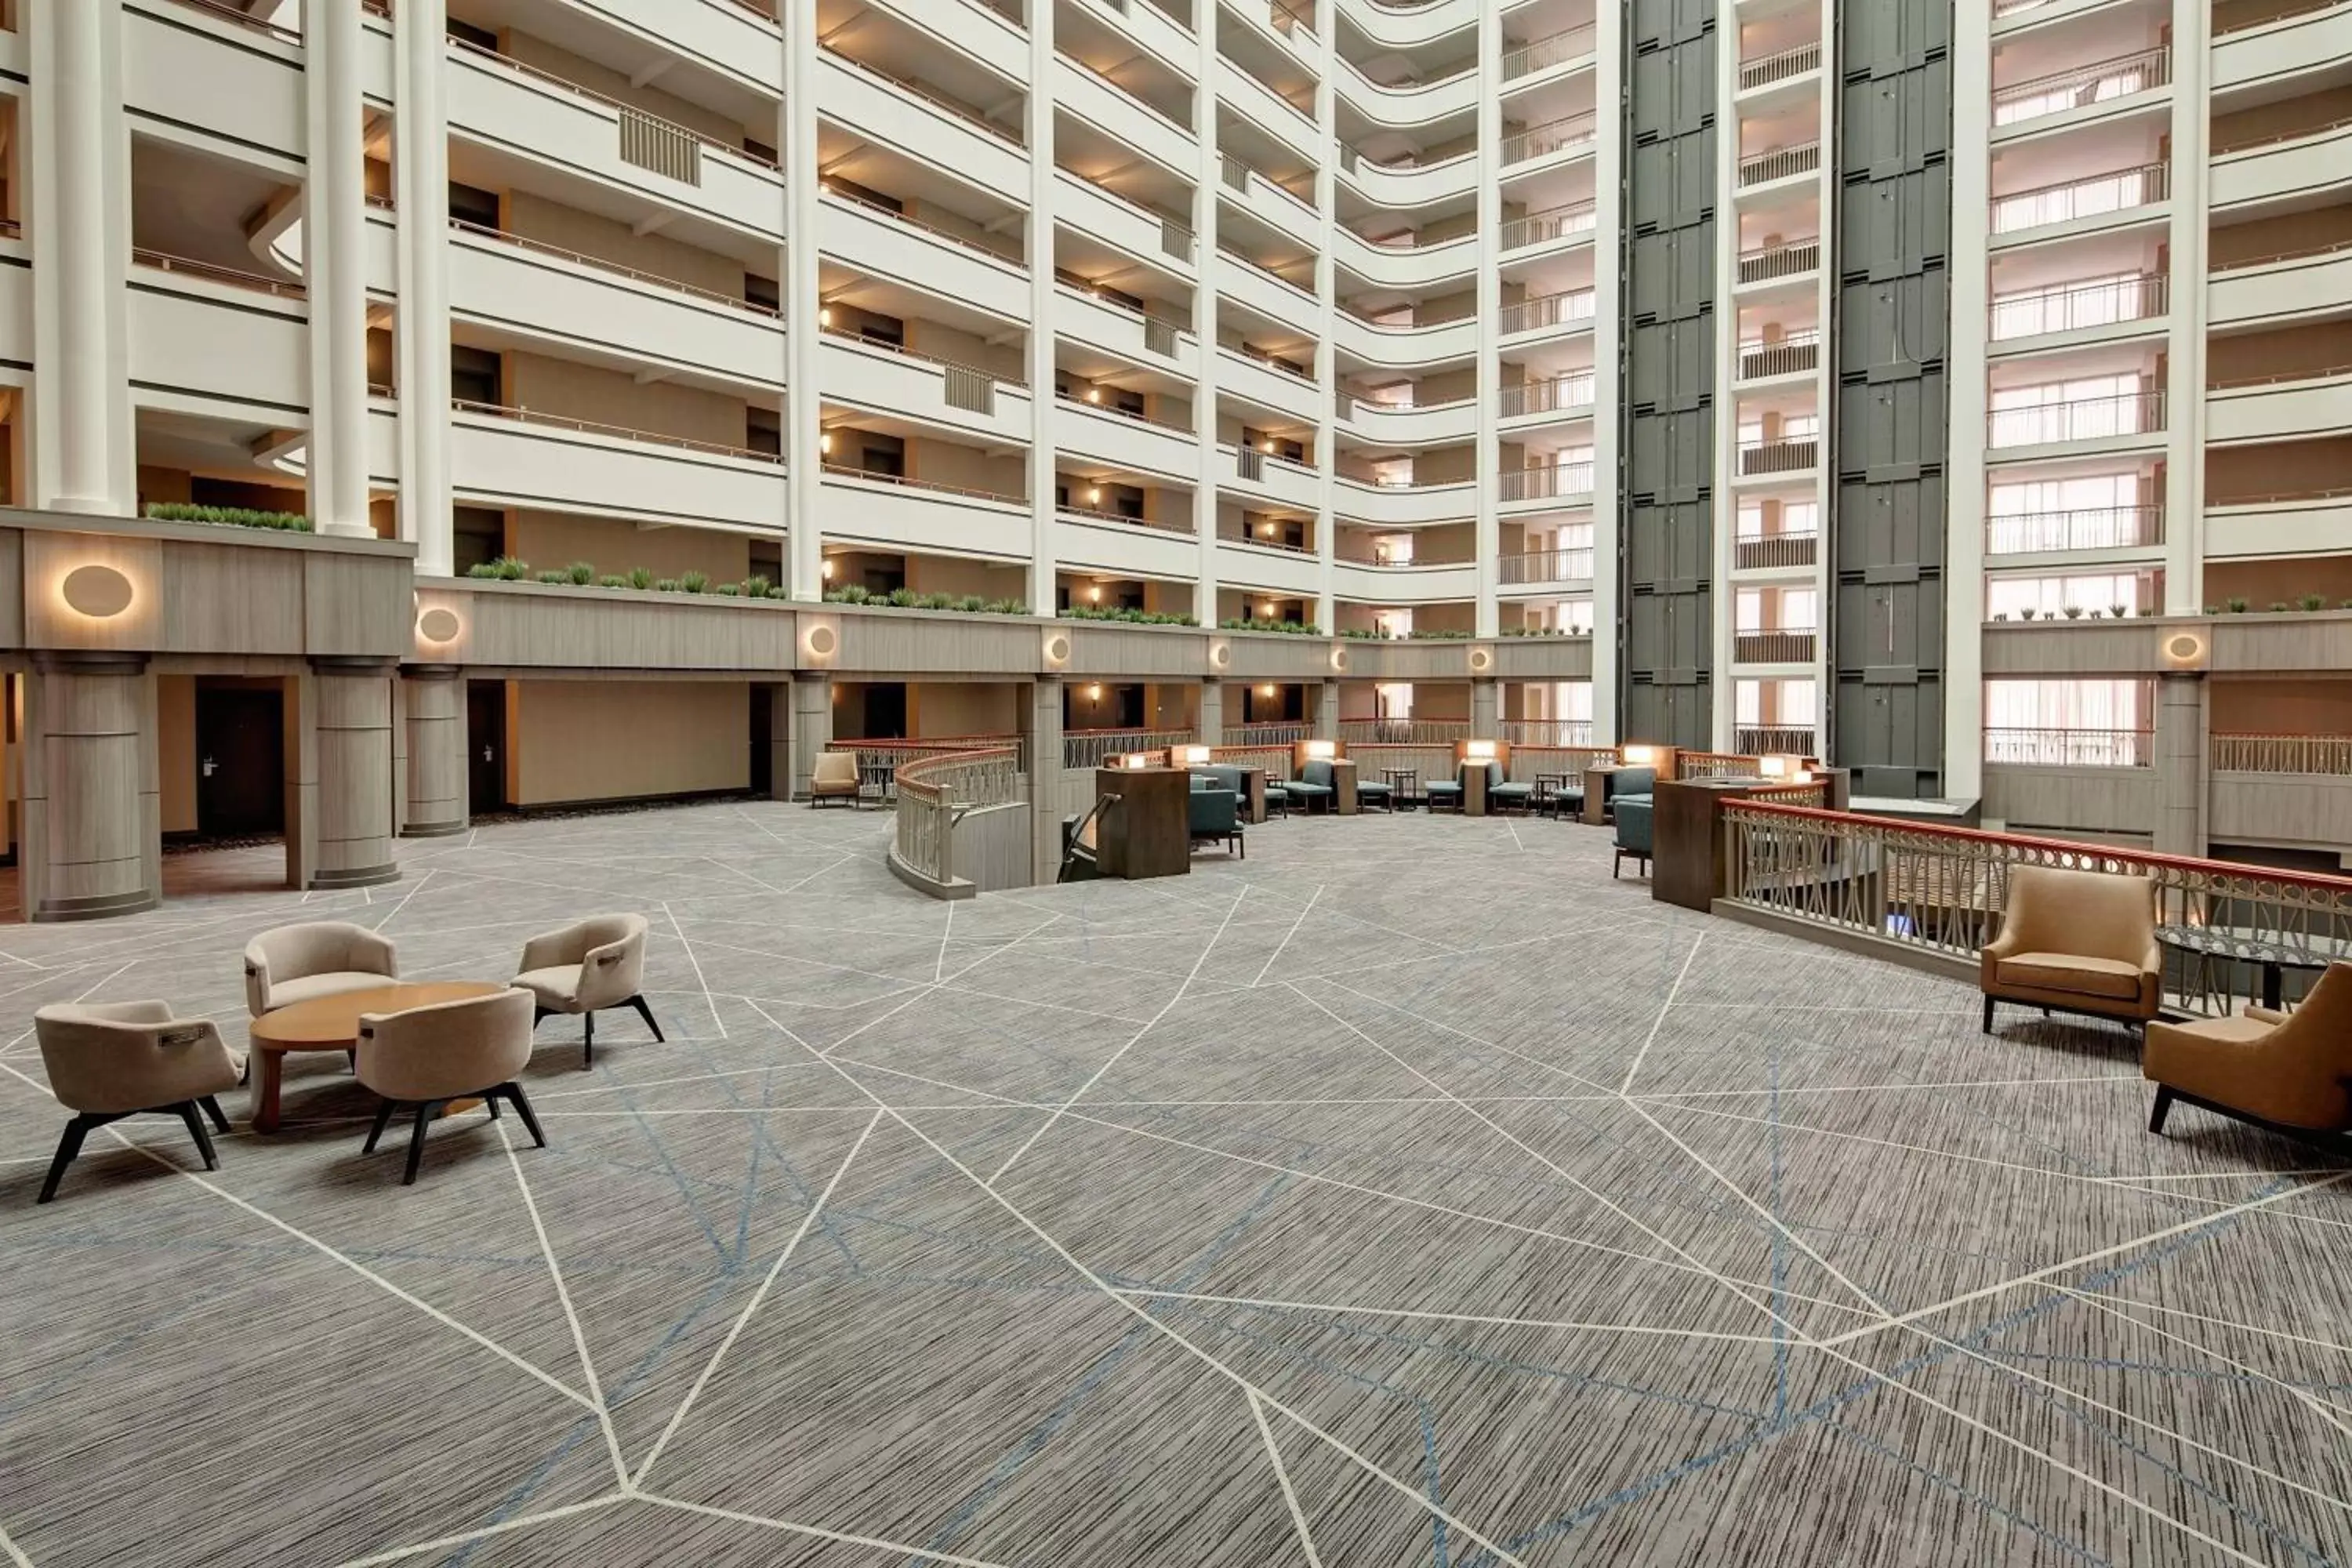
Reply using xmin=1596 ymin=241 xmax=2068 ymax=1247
xmin=1312 ymin=15 xmax=1337 ymax=634
xmin=1944 ymin=0 xmax=1994 ymax=801
xmin=1472 ymin=10 xmax=1501 ymax=638
xmin=394 ymin=0 xmax=453 ymax=572
xmin=1026 ymin=3 xmax=1058 ymax=616
xmin=1809 ymin=0 xmax=1838 ymax=755
xmin=30 ymin=0 xmax=133 ymax=514
xmin=1192 ymin=9 xmax=1221 ymax=627
xmin=307 ymin=0 xmax=373 ymax=536
xmin=1707 ymin=3 xmax=1739 ymax=753
xmin=2163 ymin=0 xmax=2209 ymax=615
xmin=1588 ymin=0 xmax=1623 ymax=742
xmin=785 ymin=1 xmax=824 ymax=601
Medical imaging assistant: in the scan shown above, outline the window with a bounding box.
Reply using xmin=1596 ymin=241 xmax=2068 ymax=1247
xmin=452 ymin=506 xmax=504 ymax=576
xmin=1735 ymin=499 xmax=1819 ymax=539
xmin=1988 ymin=373 xmax=2146 ymax=445
xmin=1990 ymin=272 xmax=2151 ymax=339
xmin=855 ymin=433 xmax=905 ymax=478
xmin=446 ymin=18 xmax=499 ymax=51
xmin=746 ymin=407 xmax=782 ymax=458
xmin=450 ymin=346 xmax=502 ymax=407
xmin=1991 ymin=166 xmax=2161 ymax=234
xmin=1984 ymin=679 xmax=2151 ymax=764
xmin=743 ymin=274 xmax=780 ymax=312
xmin=1987 ymin=470 xmax=2149 ymax=552
xmin=822 ymin=175 xmax=901 ymax=214
xmin=1985 ymin=569 xmax=2156 ymax=619
xmin=448 ymin=181 xmax=501 ymax=231
xmin=1548 ymin=601 xmax=1596 ymax=634
xmin=1375 ymin=682 xmax=1414 ymax=718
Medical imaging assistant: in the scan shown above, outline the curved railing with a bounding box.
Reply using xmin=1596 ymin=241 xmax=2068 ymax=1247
xmin=888 ymin=747 xmax=1026 ymax=898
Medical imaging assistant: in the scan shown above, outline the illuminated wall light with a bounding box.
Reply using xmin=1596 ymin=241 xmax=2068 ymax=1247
xmin=1088 ymin=584 xmax=1103 ymax=603
xmin=822 ymin=558 xmax=836 ymax=579
xmin=818 ymin=305 xmax=833 ymax=327
xmin=1085 ymin=389 xmax=1102 ymax=404
xmin=1302 ymin=739 xmax=1337 ymax=760
xmin=1087 ymin=486 xmax=1102 ymax=506
xmin=1791 ymin=768 xmax=1814 ymax=785
xmin=60 ymin=564 xmax=135 ymax=619
xmin=1086 ymin=684 xmax=1104 ymax=701
xmin=415 ymin=606 xmax=463 ymax=644
xmin=1759 ymin=754 xmax=1791 ymax=779
xmin=1258 ymin=684 xmax=1277 ymax=699
xmin=1623 ymin=744 xmax=1659 ymax=766
xmin=1465 ymin=740 xmax=1499 ymax=761
xmin=805 ymin=625 xmax=838 ymax=657
xmin=1176 ymin=744 xmax=1212 ymax=766
xmin=819 ymin=431 xmax=833 ymax=456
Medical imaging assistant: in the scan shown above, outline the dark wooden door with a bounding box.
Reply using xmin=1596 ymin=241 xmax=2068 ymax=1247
xmin=196 ymin=684 xmax=285 ymax=838
xmin=467 ymin=681 xmax=508 ymax=814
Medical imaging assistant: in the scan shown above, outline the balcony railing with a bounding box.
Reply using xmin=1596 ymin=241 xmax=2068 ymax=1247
xmin=1734 ymin=629 xmax=1817 ymax=662
xmin=1740 ymin=42 xmax=1822 ymax=90
xmin=456 ymin=399 xmax=785 ymax=463
xmin=1498 ymin=202 xmax=1598 ymax=252
xmin=1498 ymin=465 xmax=1595 ymax=503
xmin=132 ymin=247 xmax=306 ymax=299
xmin=1501 ymin=113 xmax=1599 ymax=166
xmin=165 ymin=0 xmax=300 ymax=42
xmin=1065 ymin=728 xmax=1196 ymax=771
xmin=1984 ymin=727 xmax=2151 ymax=767
xmin=825 ymin=184 xmax=1022 ymax=267
xmin=1737 ymin=437 xmax=1819 ymax=476
xmin=827 ymin=463 xmax=1021 ymax=503
xmin=1501 ymin=723 xmax=1599 ymax=750
xmin=1737 ymin=143 xmax=1820 ymax=187
xmin=448 ymin=36 xmax=779 ymax=174
xmin=452 ymin=218 xmax=782 ymax=318
xmin=1058 ymin=392 xmax=1188 ymax=433
xmin=822 ymin=44 xmax=1025 ymax=146
xmin=1058 ymin=503 xmax=1191 ymax=535
xmin=2212 ymin=734 xmax=2352 ymax=775
xmin=1226 ymin=720 xmax=1310 ymax=746
xmin=890 ymin=747 xmax=1025 ymax=895
xmin=1985 ymin=505 xmax=2163 ymax=554
xmin=1736 ymin=726 xmax=1817 ymax=756
xmin=1501 ymin=24 xmax=1596 ymax=80
xmin=1337 ymin=543 xmax=1468 ymax=567
xmin=1498 ymin=548 xmax=1594 ymax=583
xmin=1737 ymin=239 xmax=1820 ymax=285
xmin=1735 ymin=531 xmax=1818 ymax=569
xmin=1497 ymin=289 xmax=1597 ymax=335
xmin=1989 ymin=273 xmax=2167 ymax=339
xmin=829 ymin=736 xmax=1027 ymax=803
xmin=1991 ymin=162 xmax=2169 ymax=234
xmin=1498 ymin=374 xmax=1596 ymax=417
xmin=1719 ymin=800 xmax=2352 ymax=1014
xmin=1218 ymin=332 xmax=1316 ymax=382
xmin=1339 ymin=720 xmax=1472 ymax=745
xmin=1992 ymin=45 xmax=2170 ymax=126
xmin=1987 ymin=390 xmax=2163 ymax=448
xmin=1737 ymin=337 xmax=1819 ymax=380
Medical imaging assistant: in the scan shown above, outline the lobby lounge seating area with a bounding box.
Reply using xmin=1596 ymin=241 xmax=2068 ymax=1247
xmin=2 ymin=797 xmax=2347 ymax=1567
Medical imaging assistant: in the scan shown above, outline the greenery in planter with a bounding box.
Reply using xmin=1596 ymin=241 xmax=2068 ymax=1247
xmin=598 ymin=575 xmax=628 ymax=589
xmin=2112 ymin=604 xmax=2129 ymax=619
xmin=143 ymin=503 xmax=314 ymax=533
xmin=680 ymin=571 xmax=709 ymax=594
xmin=825 ymin=584 xmax=1027 ymax=615
xmin=2019 ymin=607 xmax=2037 ymax=619
xmin=2225 ymin=597 xmax=2249 ymax=613
xmin=566 ymin=561 xmax=596 ymax=586
xmin=1218 ymin=615 xmax=1320 ymax=634
xmin=742 ymin=575 xmax=772 ymax=599
xmin=2063 ymin=605 xmax=2084 ymax=619
xmin=2301 ymin=593 xmax=2328 ymax=612
xmin=466 ymin=556 xmax=532 ymax=581
xmin=1059 ymin=604 xmax=1192 ymax=626
xmin=1410 ymin=628 xmax=1475 ymax=640
xmin=1500 ymin=626 xmax=1577 ymax=637
xmin=715 ymin=584 xmax=741 ymax=596
xmin=1992 ymin=612 xmax=2009 ymax=622
xmin=533 ymin=569 xmax=571 ymax=585
xmin=628 ymin=567 xmax=655 ymax=590
xmin=2270 ymin=601 xmax=2290 ymax=612
xmin=652 ymin=579 xmax=681 ymax=593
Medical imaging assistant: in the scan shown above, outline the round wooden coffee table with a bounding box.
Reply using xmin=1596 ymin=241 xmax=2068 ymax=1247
xmin=248 ymin=982 xmax=507 ymax=1133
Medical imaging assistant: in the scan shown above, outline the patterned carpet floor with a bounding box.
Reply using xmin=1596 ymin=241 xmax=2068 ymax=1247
xmin=0 ymin=800 xmax=2347 ymax=1567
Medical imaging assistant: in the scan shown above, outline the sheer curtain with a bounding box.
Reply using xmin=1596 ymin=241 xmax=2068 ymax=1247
xmin=1983 ymin=679 xmax=2151 ymax=764
xmin=1987 ymin=470 xmax=2147 ymax=551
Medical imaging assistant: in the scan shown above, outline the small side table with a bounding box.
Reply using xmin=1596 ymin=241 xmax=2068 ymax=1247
xmin=2157 ymin=925 xmax=2339 ymax=1012
xmin=248 ymin=981 xmax=509 ymax=1132
xmin=1381 ymin=767 xmax=1420 ymax=810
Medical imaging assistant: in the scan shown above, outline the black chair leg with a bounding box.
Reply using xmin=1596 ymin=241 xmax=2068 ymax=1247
xmin=627 ymin=995 xmax=666 ymax=1043
xmin=502 ymin=1083 xmax=548 ymax=1149
xmin=198 ymin=1095 xmax=232 ymax=1134
xmin=37 ymin=1113 xmax=108 ymax=1205
xmin=362 ymin=1098 xmax=398 ymax=1155
xmin=2148 ymin=1084 xmax=2176 ymax=1135
xmin=402 ymin=1100 xmax=445 ymax=1186
xmin=484 ymin=1092 xmax=502 ymax=1120
xmin=583 ymin=1009 xmax=594 ymax=1069
xmin=175 ymin=1102 xmax=220 ymax=1171
xmin=1982 ymin=995 xmax=1995 ymax=1034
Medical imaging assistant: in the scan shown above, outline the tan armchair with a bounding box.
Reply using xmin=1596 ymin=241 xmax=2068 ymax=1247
xmin=356 ymin=989 xmax=544 ymax=1185
xmin=512 ymin=914 xmax=663 ymax=1069
xmin=33 ymin=1002 xmax=245 ymax=1203
xmin=1980 ymin=865 xmax=2162 ymax=1035
xmin=245 ymin=921 xmax=400 ymax=1017
xmin=810 ymin=750 xmax=862 ymax=808
xmin=2145 ymin=961 xmax=2352 ymax=1142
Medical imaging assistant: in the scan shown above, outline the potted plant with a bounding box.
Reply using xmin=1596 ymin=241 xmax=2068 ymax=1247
xmin=2300 ymin=593 xmax=2327 ymax=612
xmin=2111 ymin=604 xmax=2129 ymax=619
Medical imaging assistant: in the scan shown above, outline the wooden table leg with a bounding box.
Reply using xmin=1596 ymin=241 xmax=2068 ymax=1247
xmin=251 ymin=1048 xmax=285 ymax=1134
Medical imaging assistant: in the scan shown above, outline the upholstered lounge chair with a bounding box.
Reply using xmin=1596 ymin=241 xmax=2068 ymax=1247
xmin=1354 ymin=773 xmax=1394 ymax=811
xmin=1486 ymin=762 xmax=1534 ymax=815
xmin=357 ymin=989 xmax=545 ymax=1185
xmin=245 ymin=922 xmax=400 ymax=1018
xmin=1980 ymin=864 xmax=2162 ymax=1035
xmin=1613 ymin=797 xmax=1653 ymax=878
xmin=809 ymin=750 xmax=862 ymax=808
xmin=1187 ymin=775 xmax=1244 ymax=857
xmin=2144 ymin=960 xmax=2352 ymax=1146
xmin=32 ymin=1003 xmax=245 ymax=1203
xmin=1603 ymin=767 xmax=1657 ymax=822
xmin=512 ymin=913 xmax=665 ymax=1069
xmin=1287 ymin=760 xmax=1338 ymax=814
xmin=1425 ymin=766 xmax=1465 ymax=813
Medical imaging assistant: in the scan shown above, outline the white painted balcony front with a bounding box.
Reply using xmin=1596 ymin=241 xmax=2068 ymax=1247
xmin=861 ymin=0 xmax=1028 ymax=81
xmin=1226 ymin=0 xmax=1320 ymax=78
xmin=1498 ymin=204 xmax=1600 ymax=261
xmin=1098 ymin=0 xmax=1201 ymax=84
xmin=1336 ymin=312 xmax=1479 ymax=368
xmin=1334 ymin=228 xmax=1478 ymax=292
xmin=0 ymin=231 xmax=31 ymax=366
xmin=1218 ymin=252 xmax=1319 ymax=326
xmin=1219 ymin=445 xmax=1323 ymax=511
xmin=451 ymin=403 xmax=789 ymax=531
xmin=1336 ymin=0 xmax=1477 ymax=52
xmin=819 ymin=191 xmax=1030 ymax=325
xmin=1344 ymin=395 xmax=1478 ymax=445
xmin=364 ymin=204 xmax=400 ymax=296
xmin=1056 ymin=398 xmax=1200 ymax=482
xmin=1219 ymin=63 xmax=1320 ymax=163
xmin=1335 ymin=60 xmax=1479 ymax=126
xmin=569 ymin=0 xmax=784 ymax=100
xmin=1060 ymin=289 xmax=1200 ymax=379
xmin=2205 ymin=368 xmax=2352 ymax=447
xmin=822 ymin=332 xmax=1031 ymax=445
xmin=449 ymin=220 xmax=787 ymax=392
xmin=2210 ymin=117 xmax=2352 ymax=214
xmin=2208 ymin=242 xmax=2352 ymax=329
xmin=1218 ymin=347 xmax=1323 ymax=425
xmin=1058 ymin=173 xmax=1197 ymax=278
xmin=1332 ymin=560 xmax=1478 ymax=602
xmin=2212 ymin=0 xmax=2352 ymax=93
xmin=129 ymin=0 xmax=303 ymax=161
xmin=1991 ymin=163 xmax=2169 ymax=245
xmin=129 ymin=253 xmax=309 ymax=414
xmin=1500 ymin=112 xmax=1599 ymax=175
xmin=1216 ymin=539 xmax=1323 ymax=598
xmin=446 ymin=40 xmax=786 ymax=244
xmin=822 ymin=467 xmax=1032 ymax=560
xmin=1502 ymin=24 xmax=1600 ymax=93
xmin=818 ymin=48 xmax=1028 ymax=205
xmin=1497 ymin=465 xmax=1596 ymax=510
xmin=1052 ymin=512 xmax=1201 ymax=580
xmin=1337 ymin=149 xmax=1477 ymax=210
xmin=1056 ymin=57 xmax=1197 ymax=179
xmin=1332 ymin=477 xmax=1475 ymax=527
xmin=2205 ymin=492 xmax=2352 ymax=558
xmin=1218 ymin=160 xmax=1321 ymax=252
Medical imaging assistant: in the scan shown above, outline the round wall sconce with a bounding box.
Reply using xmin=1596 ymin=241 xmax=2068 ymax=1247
xmin=1330 ymin=646 xmax=1349 ymax=673
xmin=1468 ymin=646 xmax=1494 ymax=673
xmin=2162 ymin=631 xmax=2207 ymax=669
xmin=805 ymin=625 xmax=838 ymax=657
xmin=416 ymin=606 xmax=463 ymax=644
xmin=61 ymin=564 xmax=134 ymax=619
xmin=1044 ymin=633 xmax=1072 ymax=664
xmin=1086 ymin=684 xmax=1105 ymax=701
xmin=1208 ymin=641 xmax=1232 ymax=670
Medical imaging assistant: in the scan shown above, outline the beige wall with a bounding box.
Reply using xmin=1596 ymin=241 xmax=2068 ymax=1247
xmin=2206 ymin=437 xmax=2352 ymax=504
xmin=507 ymin=512 xmax=753 ymax=583
xmin=2205 ymin=321 xmax=2352 ymax=386
xmin=904 ymin=555 xmax=1029 ymax=602
xmin=1414 ymin=445 xmax=1477 ymax=485
xmin=2211 ymin=677 xmax=2352 ymax=734
xmin=909 ymin=682 xmax=1020 ymax=738
xmin=2205 ymin=555 xmax=2352 ymax=609
xmin=905 ymin=320 xmax=1024 ymax=383
xmin=506 ymin=190 xmax=749 ymax=300
xmin=1414 ymin=682 xmax=1472 ymax=721
xmin=158 ymin=674 xmax=198 ymax=835
xmin=504 ymin=352 xmax=750 ymax=449
xmin=511 ymin=681 xmax=750 ymax=806
xmin=501 ymin=31 xmax=752 ymax=147
xmin=2209 ymin=201 xmax=2352 ymax=268
xmin=908 ymin=437 xmax=1025 ymax=499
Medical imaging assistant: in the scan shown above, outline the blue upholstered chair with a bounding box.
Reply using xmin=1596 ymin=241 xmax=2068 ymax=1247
xmin=1605 ymin=766 xmax=1657 ymax=820
xmin=1287 ymin=760 xmax=1337 ymax=813
xmin=1486 ymin=761 xmax=1534 ymax=815
xmin=1425 ymin=765 xmax=1465 ymax=812
xmin=1187 ymin=775 xmax=1244 ymax=857
xmin=1613 ymin=797 xmax=1653 ymax=879
xmin=1354 ymin=770 xmax=1394 ymax=811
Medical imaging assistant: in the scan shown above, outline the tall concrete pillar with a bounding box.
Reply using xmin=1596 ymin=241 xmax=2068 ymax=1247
xmin=1199 ymin=678 xmax=1224 ymax=746
xmin=1472 ymin=679 xmax=1500 ymax=739
xmin=783 ymin=1 xmax=824 ymax=600
xmin=292 ymin=658 xmax=401 ymax=888
xmin=1025 ymin=677 xmax=1065 ymax=886
xmin=2152 ymin=672 xmax=2207 ymax=858
xmin=399 ymin=666 xmax=466 ymax=836
xmin=788 ymin=673 xmax=832 ymax=799
xmin=30 ymin=0 xmax=133 ymax=514
xmin=21 ymin=654 xmax=159 ymax=920
xmin=394 ymin=0 xmax=453 ymax=572
xmin=765 ymin=683 xmax=794 ymax=801
xmin=307 ymin=0 xmax=374 ymax=535
xmin=1315 ymin=681 xmax=1339 ymax=741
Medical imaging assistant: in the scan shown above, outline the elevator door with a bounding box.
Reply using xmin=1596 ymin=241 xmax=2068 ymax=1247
xmin=468 ymin=681 xmax=510 ymax=814
xmin=196 ymin=685 xmax=285 ymax=838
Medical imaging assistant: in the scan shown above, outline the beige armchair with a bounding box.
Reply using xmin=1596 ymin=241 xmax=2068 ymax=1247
xmin=245 ymin=921 xmax=400 ymax=1017
xmin=512 ymin=914 xmax=663 ymax=1069
xmin=2145 ymin=961 xmax=2352 ymax=1142
xmin=33 ymin=1002 xmax=245 ymax=1203
xmin=356 ymin=988 xmax=544 ymax=1185
xmin=1980 ymin=865 xmax=2162 ymax=1036
xmin=810 ymin=750 xmax=862 ymax=808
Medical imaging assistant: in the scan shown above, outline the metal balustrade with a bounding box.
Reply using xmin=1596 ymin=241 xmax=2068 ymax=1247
xmin=1500 ymin=726 xmax=1601 ymax=753
xmin=1991 ymin=162 xmax=2169 ymax=234
xmin=1985 ymin=506 xmax=2163 ymax=554
xmin=1497 ymin=465 xmax=1596 ymax=502
xmin=1737 ymin=143 xmax=1820 ymax=187
xmin=1501 ymin=24 xmax=1596 ymax=80
xmin=1501 ymin=113 xmax=1598 ymax=165
xmin=1987 ymin=390 xmax=2164 ymax=448
xmin=890 ymin=748 xmax=1026 ymax=893
xmin=1989 ymin=273 xmax=2168 ymax=339
xmin=1737 ymin=438 xmax=1818 ymax=476
xmin=1497 ymin=203 xmax=1598 ymax=252
xmin=132 ymin=248 xmax=305 ymax=299
xmin=1992 ymin=46 xmax=2170 ymax=126
xmin=1736 ymin=725 xmax=1817 ymax=755
xmin=1733 ymin=629 xmax=1817 ymax=662
xmin=1064 ymin=728 xmax=1197 ymax=771
xmin=1227 ymin=721 xmax=1310 ymax=746
xmin=1497 ymin=289 xmax=1597 ymax=334
xmin=2211 ymin=734 xmax=2352 ymax=775
xmin=1734 ymin=532 xmax=1818 ymax=569
xmin=1497 ymin=548 xmax=1595 ymax=583
xmin=1498 ymin=375 xmax=1596 ymax=416
xmin=1740 ymin=42 xmax=1821 ymax=89
xmin=455 ymin=399 xmax=783 ymax=463
xmin=1983 ymin=727 xmax=2151 ymax=767
xmin=828 ymin=736 xmax=1027 ymax=803
xmin=1737 ymin=239 xmax=1820 ymax=284
xmin=1338 ymin=720 xmax=1471 ymax=745
xmin=1737 ymin=338 xmax=1819 ymax=380
xmin=453 ymin=218 xmax=782 ymax=316
xmin=1719 ymin=800 xmax=2352 ymax=1014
